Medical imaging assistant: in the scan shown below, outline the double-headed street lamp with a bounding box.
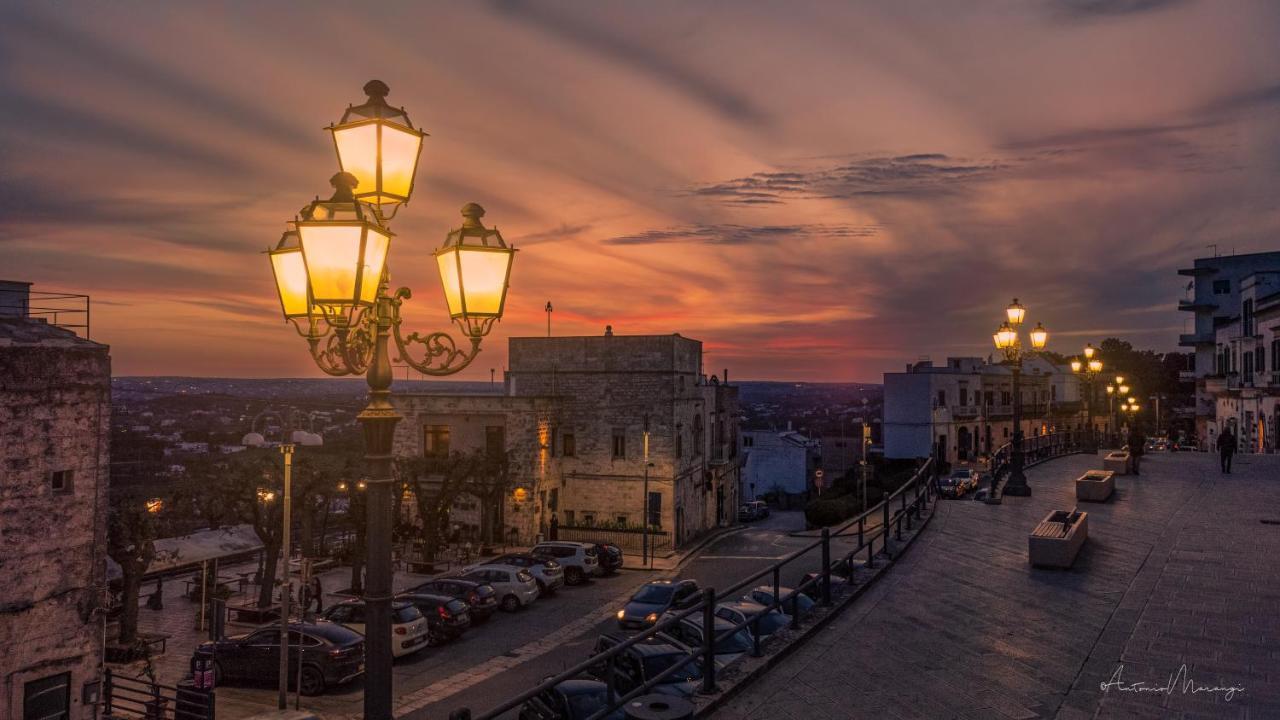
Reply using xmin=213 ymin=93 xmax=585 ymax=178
xmin=265 ymin=80 xmax=516 ymax=720
xmin=1070 ymin=344 xmax=1103 ymax=453
xmin=992 ymin=299 xmax=1049 ymax=496
xmin=1105 ymin=376 xmax=1130 ymax=444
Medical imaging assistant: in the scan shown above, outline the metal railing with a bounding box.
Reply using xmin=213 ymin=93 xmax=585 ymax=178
xmin=0 ymin=288 xmax=91 ymax=338
xmin=448 ymin=459 xmax=937 ymax=720
xmin=555 ymin=525 xmax=673 ymax=554
xmin=988 ymin=431 xmax=1082 ymax=490
xmin=102 ymin=669 xmax=214 ymax=720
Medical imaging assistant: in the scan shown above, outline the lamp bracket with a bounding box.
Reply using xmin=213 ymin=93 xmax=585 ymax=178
xmin=389 ymin=287 xmax=482 ymax=376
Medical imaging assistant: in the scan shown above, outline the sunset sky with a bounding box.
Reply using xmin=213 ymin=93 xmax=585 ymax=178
xmin=3 ymin=1 xmax=1279 ymax=381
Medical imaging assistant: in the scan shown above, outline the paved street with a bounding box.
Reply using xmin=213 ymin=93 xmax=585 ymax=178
xmin=718 ymin=451 xmax=1280 ymax=719
xmin=128 ymin=509 xmax=867 ymax=719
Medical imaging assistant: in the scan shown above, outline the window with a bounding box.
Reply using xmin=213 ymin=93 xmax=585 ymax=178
xmin=583 ymin=513 xmax=595 ymax=527
xmin=676 ymin=427 xmax=684 ymax=457
xmin=959 ymin=387 xmax=969 ymax=406
xmin=1243 ymin=299 xmax=1255 ymax=336
xmin=1244 ymin=352 xmax=1254 ymax=378
xmin=24 ymin=672 xmax=70 ymax=720
xmin=548 ymin=488 xmax=558 ymax=511
xmin=424 ymin=425 xmax=451 ymax=457
xmin=616 ymin=515 xmax=627 ymax=526
xmin=612 ymin=428 xmax=626 ymax=459
xmin=1256 ymin=347 xmax=1265 ymax=375
xmin=741 ymin=434 xmax=751 ymax=448
xmin=49 ymin=470 xmax=73 ymax=494
xmin=647 ymin=491 xmax=662 ymax=527
xmin=692 ymin=415 xmax=704 ymax=455
xmin=936 ymin=390 xmax=946 ymax=407
xmin=1213 ymin=279 xmax=1230 ymax=294
xmin=564 ymin=510 xmax=575 ymax=525
xmin=485 ymin=426 xmax=505 ymax=458
xmin=562 ymin=433 xmax=575 ymax=457
xmin=1001 ymin=391 xmax=1011 ymax=406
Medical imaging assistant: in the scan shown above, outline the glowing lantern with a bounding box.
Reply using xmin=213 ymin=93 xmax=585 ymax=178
xmin=296 ymin=173 xmax=392 ymax=313
xmin=993 ymin=322 xmax=1017 ymax=351
xmin=328 ymin=80 xmax=426 ymax=207
xmin=1029 ymin=322 xmax=1048 ymax=350
xmin=1006 ymin=298 xmax=1026 ymax=327
xmin=435 ymin=203 xmax=516 ymax=337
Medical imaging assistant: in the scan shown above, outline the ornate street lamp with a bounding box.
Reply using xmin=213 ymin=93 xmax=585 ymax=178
xmin=991 ymin=299 xmax=1049 ymax=497
xmin=263 ymin=80 xmax=516 ymax=720
xmin=1071 ymin=346 xmax=1104 ymax=453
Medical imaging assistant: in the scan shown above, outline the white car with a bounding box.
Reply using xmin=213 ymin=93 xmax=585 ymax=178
xmin=531 ymin=541 xmax=601 ymax=585
xmin=321 ymin=599 xmax=429 ymax=658
xmin=460 ymin=566 xmax=539 ymax=611
xmin=472 ymin=553 xmax=564 ymax=595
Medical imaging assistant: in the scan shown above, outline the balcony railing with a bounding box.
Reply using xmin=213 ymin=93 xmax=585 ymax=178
xmin=952 ymin=405 xmax=980 ymax=418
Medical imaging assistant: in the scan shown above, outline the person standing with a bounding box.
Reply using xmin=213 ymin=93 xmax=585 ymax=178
xmin=1128 ymin=425 xmax=1145 ymax=476
xmin=1218 ymin=427 xmax=1237 ymax=473
xmin=548 ymin=514 xmax=559 ymax=541
xmin=308 ymin=576 xmax=324 ymax=614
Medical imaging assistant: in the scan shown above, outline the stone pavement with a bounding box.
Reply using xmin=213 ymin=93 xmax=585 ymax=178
xmin=717 ymin=451 xmax=1280 ymax=719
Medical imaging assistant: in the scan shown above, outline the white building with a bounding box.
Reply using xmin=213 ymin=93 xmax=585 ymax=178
xmin=883 ymin=356 xmax=1095 ymax=467
xmin=740 ymin=430 xmax=819 ymax=504
xmin=1178 ymin=251 xmax=1280 ymax=444
xmin=1201 ymin=270 xmax=1280 ymax=453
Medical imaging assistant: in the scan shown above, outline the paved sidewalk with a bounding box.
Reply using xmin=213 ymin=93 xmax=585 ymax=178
xmin=717 ymin=452 xmax=1280 ymax=719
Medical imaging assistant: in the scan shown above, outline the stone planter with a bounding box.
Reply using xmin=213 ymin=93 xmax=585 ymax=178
xmin=1103 ymin=451 xmax=1130 ymax=475
xmin=1075 ymin=470 xmax=1115 ymax=502
xmin=1028 ymin=509 xmax=1088 ymax=569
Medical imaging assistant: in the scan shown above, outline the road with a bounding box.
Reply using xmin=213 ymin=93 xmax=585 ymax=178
xmin=204 ymin=510 xmax=885 ymax=719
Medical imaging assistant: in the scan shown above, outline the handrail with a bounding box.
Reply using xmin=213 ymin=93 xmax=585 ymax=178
xmin=457 ymin=458 xmax=937 ymax=720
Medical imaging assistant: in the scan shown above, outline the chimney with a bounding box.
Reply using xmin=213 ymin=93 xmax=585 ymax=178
xmin=723 ymin=368 xmax=729 ymax=385
xmin=0 ymin=280 xmax=32 ymax=318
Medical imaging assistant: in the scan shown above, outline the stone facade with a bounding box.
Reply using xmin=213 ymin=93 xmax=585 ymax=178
xmin=0 ymin=315 xmax=111 ymax=720
xmin=391 ymin=333 xmax=741 ymax=548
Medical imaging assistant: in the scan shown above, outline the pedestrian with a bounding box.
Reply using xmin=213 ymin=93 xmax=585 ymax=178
xmin=1128 ymin=425 xmax=1145 ymax=476
xmin=1218 ymin=427 xmax=1237 ymax=473
xmin=548 ymin=514 xmax=559 ymax=541
xmin=308 ymin=576 xmax=323 ymax=614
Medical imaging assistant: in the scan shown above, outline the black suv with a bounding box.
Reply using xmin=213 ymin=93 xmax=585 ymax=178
xmin=191 ymin=621 xmax=363 ymax=696
xmin=409 ymin=577 xmax=499 ymax=622
xmin=593 ymin=543 xmax=624 ymax=574
xmin=395 ymin=592 xmax=472 ymax=645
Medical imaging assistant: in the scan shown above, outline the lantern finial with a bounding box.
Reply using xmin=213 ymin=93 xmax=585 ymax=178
xmin=363 ymin=79 xmax=390 ymax=102
xmin=460 ymin=202 xmax=486 ymax=228
xmin=329 ymin=172 xmax=359 ymax=200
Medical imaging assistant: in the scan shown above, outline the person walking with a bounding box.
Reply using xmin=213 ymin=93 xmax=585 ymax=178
xmin=1128 ymin=425 xmax=1145 ymax=476
xmin=1218 ymin=427 xmax=1237 ymax=473
xmin=308 ymin=576 xmax=324 ymax=614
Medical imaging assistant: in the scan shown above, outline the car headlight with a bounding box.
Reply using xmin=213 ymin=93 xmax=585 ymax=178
xmin=645 ymin=613 xmax=659 ymax=624
xmin=617 ymin=610 xmax=626 ymax=620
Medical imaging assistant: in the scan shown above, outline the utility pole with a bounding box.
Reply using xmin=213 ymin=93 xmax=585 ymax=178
xmin=278 ymin=443 xmax=295 ymax=711
xmin=545 ymin=301 xmax=553 ymax=337
xmin=642 ymin=414 xmax=650 ymax=568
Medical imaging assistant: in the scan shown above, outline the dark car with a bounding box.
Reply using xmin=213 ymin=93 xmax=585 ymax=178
xmin=395 ymin=592 xmax=472 ymax=645
xmin=518 ymin=678 xmax=625 ymax=720
xmin=616 ymin=579 xmax=701 ymax=630
xmin=744 ymin=586 xmax=816 ymax=617
xmin=714 ymin=602 xmax=791 ymax=641
xmin=593 ymin=543 xmax=624 ymax=575
xmin=409 ymin=577 xmax=499 ymax=623
xmin=655 ymin=615 xmax=753 ymax=667
xmin=588 ymin=634 xmax=702 ymax=698
xmin=191 ymin=621 xmax=363 ymax=696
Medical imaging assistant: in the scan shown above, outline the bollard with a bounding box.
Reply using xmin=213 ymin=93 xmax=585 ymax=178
xmin=820 ymin=528 xmax=832 ymax=607
xmin=624 ymin=694 xmax=695 ymax=720
xmin=772 ymin=567 xmax=781 ymax=614
xmin=750 ymin=615 xmax=763 ymax=657
xmin=700 ymin=588 xmax=717 ymax=693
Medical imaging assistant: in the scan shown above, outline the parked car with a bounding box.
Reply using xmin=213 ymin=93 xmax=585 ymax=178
xmin=481 ymin=553 xmax=564 ymax=595
xmin=655 ymin=615 xmax=753 ymax=668
xmin=518 ymin=678 xmax=625 ymax=720
xmin=191 ymin=621 xmax=363 ymax=696
xmin=321 ymin=599 xmax=429 ymax=658
xmin=460 ymin=566 xmax=539 ymax=611
xmin=714 ymin=601 xmax=791 ymax=641
xmin=587 ymin=634 xmax=702 ymax=698
xmin=592 ymin=542 xmax=624 ymax=575
xmin=939 ymin=469 xmax=976 ymax=498
xmin=408 ymin=577 xmax=499 ymax=623
xmin=531 ymin=541 xmax=601 ymax=585
xmin=743 ymin=586 xmax=816 ymax=617
xmin=394 ymin=592 xmax=471 ymax=645
xmin=616 ymin=579 xmax=701 ymax=630
xmin=748 ymin=500 xmax=770 ymax=519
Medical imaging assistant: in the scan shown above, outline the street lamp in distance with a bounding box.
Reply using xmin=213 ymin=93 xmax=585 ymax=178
xmin=992 ymin=299 xmax=1049 ymax=497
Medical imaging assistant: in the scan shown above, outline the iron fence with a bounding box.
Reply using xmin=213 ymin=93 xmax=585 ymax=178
xmin=448 ymin=459 xmax=938 ymax=720
xmin=102 ymin=669 xmax=214 ymax=720
xmin=989 ymin=430 xmax=1083 ymax=490
xmin=555 ymin=525 xmax=673 ymax=555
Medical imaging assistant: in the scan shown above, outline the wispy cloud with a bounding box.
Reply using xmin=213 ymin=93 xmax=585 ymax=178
xmin=605 ymin=223 xmax=880 ymax=246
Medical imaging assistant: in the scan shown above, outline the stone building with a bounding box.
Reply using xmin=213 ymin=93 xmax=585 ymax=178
xmin=1202 ymin=270 xmax=1280 ymax=453
xmin=883 ymin=356 xmax=1093 ymax=467
xmin=391 ymin=332 xmax=741 ymax=550
xmin=0 ymin=282 xmax=110 ymax=720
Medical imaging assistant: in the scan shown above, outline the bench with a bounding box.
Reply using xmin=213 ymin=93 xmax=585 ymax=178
xmin=224 ymin=602 xmax=280 ymax=624
xmin=1103 ymin=451 xmax=1130 ymax=475
xmin=1075 ymin=470 xmax=1116 ymax=502
xmin=1028 ymin=508 xmax=1088 ymax=569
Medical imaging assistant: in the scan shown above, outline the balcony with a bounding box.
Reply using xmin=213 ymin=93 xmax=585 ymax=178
xmin=1179 ymin=332 xmax=1214 ymax=346
xmin=1178 ymin=299 xmax=1216 ymax=312
xmin=952 ymin=405 xmax=980 ymax=418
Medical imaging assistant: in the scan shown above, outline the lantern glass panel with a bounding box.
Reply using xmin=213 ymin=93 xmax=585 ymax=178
xmin=1006 ymin=301 xmax=1026 ymax=327
xmin=436 ymin=248 xmax=464 ymax=316
xmin=379 ymin=124 xmax=422 ymax=202
xmin=458 ymin=247 xmax=512 ymax=316
xmin=360 ymin=228 xmax=390 ymax=305
xmin=270 ymin=247 xmax=310 ymax=318
xmin=1029 ymin=325 xmax=1048 ymax=350
xmin=299 ymin=224 xmax=366 ymax=305
xmin=332 ymin=124 xmax=379 ymax=201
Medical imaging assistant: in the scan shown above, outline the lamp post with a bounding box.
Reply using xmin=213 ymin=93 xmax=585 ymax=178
xmin=264 ymin=81 xmax=516 ymax=720
xmin=992 ymin=298 xmax=1049 ymax=497
xmin=1070 ymin=344 xmax=1103 ymax=454
xmin=278 ymin=443 xmax=294 ymax=710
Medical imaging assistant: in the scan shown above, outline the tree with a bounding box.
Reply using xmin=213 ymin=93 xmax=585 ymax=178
xmin=396 ymin=451 xmax=508 ymax=561
xmin=107 ymin=494 xmax=158 ymax=646
xmin=190 ymin=451 xmax=285 ymax=608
